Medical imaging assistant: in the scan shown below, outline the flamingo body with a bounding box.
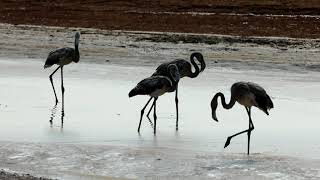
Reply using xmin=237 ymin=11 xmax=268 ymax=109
xmin=129 ymin=76 xmax=174 ymax=98
xmin=44 ymin=47 xmax=79 ymax=68
xmin=231 ymin=82 xmax=273 ymax=115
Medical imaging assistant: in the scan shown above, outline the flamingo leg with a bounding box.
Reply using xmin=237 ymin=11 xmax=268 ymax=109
xmin=146 ymin=101 xmax=154 ymax=126
xmin=224 ymin=107 xmax=255 ymax=151
xmin=49 ymin=66 xmax=61 ymax=105
xmin=153 ymin=97 xmax=158 ymax=135
xmin=246 ymin=107 xmax=254 ymax=155
xmin=175 ymin=85 xmax=179 ymax=131
xmin=138 ymin=97 xmax=153 ymax=133
xmin=147 ymin=86 xmax=179 ymax=131
xmin=61 ymin=66 xmax=65 ymax=114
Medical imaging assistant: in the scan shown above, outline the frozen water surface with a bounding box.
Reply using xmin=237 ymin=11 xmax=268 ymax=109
xmin=0 ymin=58 xmax=320 ymax=179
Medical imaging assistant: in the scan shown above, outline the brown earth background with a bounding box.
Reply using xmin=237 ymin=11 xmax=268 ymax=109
xmin=1 ymin=0 xmax=320 ymax=38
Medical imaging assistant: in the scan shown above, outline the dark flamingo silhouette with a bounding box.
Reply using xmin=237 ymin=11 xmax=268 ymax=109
xmin=44 ymin=32 xmax=80 ymax=109
xmin=211 ymin=81 xmax=274 ymax=155
xmin=147 ymin=52 xmax=206 ymax=130
xmin=129 ymin=64 xmax=180 ymax=134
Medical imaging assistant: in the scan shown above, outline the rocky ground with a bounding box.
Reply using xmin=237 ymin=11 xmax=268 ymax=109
xmin=0 ymin=170 xmax=53 ymax=180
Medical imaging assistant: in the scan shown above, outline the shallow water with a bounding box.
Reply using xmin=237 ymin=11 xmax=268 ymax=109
xmin=1 ymin=142 xmax=320 ymax=180
xmin=0 ymin=58 xmax=320 ymax=179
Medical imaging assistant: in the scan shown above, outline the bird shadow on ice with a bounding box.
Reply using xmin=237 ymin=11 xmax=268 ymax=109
xmin=49 ymin=104 xmax=65 ymax=131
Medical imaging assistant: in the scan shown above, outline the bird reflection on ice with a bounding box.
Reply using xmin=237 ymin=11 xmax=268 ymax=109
xmin=49 ymin=104 xmax=64 ymax=131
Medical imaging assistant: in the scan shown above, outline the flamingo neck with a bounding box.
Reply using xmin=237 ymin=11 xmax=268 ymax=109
xmin=217 ymin=92 xmax=235 ymax=109
xmin=167 ymin=64 xmax=180 ymax=88
xmin=188 ymin=54 xmax=200 ymax=78
xmin=74 ymin=41 xmax=80 ymax=62
xmin=211 ymin=92 xmax=236 ymax=121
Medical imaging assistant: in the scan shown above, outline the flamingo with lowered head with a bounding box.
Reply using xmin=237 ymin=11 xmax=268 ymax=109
xmin=211 ymin=81 xmax=274 ymax=155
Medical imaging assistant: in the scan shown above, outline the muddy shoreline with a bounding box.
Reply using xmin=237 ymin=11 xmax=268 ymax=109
xmin=0 ymin=23 xmax=319 ymax=73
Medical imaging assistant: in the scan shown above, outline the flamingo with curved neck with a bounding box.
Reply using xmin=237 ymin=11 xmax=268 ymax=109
xmin=147 ymin=52 xmax=206 ymax=130
xmin=210 ymin=82 xmax=273 ymax=155
xmin=129 ymin=64 xmax=180 ymax=134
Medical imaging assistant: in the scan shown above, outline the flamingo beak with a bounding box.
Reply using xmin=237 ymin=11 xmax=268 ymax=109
xmin=212 ymin=112 xmax=219 ymax=122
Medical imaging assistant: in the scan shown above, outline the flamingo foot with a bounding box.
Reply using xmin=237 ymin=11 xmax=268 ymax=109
xmin=224 ymin=137 xmax=232 ymax=148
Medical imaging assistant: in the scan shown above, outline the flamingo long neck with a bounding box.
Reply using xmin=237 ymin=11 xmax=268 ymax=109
xmin=216 ymin=92 xmax=235 ymax=109
xmin=168 ymin=64 xmax=180 ymax=88
xmin=211 ymin=92 xmax=236 ymax=121
xmin=198 ymin=55 xmax=206 ymax=72
xmin=211 ymin=92 xmax=234 ymax=111
xmin=74 ymin=39 xmax=80 ymax=62
xmin=188 ymin=54 xmax=200 ymax=78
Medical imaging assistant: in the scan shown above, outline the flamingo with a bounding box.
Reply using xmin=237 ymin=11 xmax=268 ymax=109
xmin=129 ymin=64 xmax=180 ymax=134
xmin=210 ymin=82 xmax=274 ymax=155
xmin=146 ymin=52 xmax=206 ymax=130
xmin=44 ymin=32 xmax=80 ymax=108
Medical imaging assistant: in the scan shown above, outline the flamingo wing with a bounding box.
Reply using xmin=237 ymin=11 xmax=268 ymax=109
xmin=44 ymin=47 xmax=74 ymax=68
